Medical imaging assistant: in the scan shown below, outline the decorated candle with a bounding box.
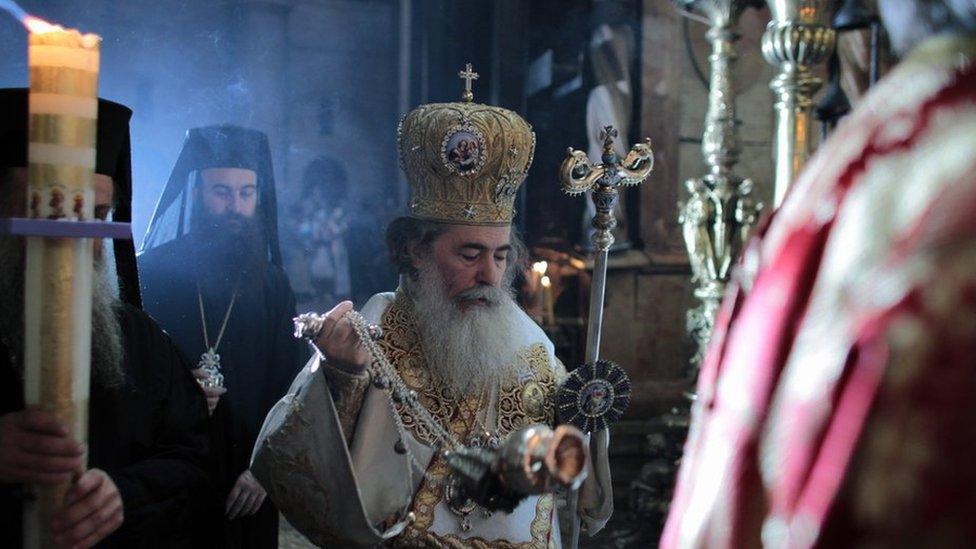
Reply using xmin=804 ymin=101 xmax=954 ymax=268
xmin=21 ymin=16 xmax=100 ymax=549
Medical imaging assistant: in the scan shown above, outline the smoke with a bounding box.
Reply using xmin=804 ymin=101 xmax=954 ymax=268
xmin=0 ymin=1 xmax=28 ymax=25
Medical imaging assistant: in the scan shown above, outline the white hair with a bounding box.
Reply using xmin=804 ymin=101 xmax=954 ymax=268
xmin=0 ymin=237 xmax=124 ymax=389
xmin=405 ymin=261 xmax=525 ymax=397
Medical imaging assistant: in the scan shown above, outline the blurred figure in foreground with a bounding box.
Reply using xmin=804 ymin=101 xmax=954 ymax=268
xmin=663 ymin=1 xmax=976 ymax=547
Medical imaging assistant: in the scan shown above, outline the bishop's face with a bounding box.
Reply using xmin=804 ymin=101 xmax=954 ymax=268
xmin=197 ymin=167 xmax=258 ymax=229
xmin=417 ymin=224 xmax=512 ymax=311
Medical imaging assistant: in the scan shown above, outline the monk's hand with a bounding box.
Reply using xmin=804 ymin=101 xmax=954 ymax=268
xmin=225 ymin=469 xmax=266 ymax=520
xmin=51 ymin=468 xmax=123 ymax=548
xmin=190 ymin=367 xmax=227 ymax=415
xmin=314 ymin=300 xmax=369 ymax=374
xmin=0 ymin=409 xmax=85 ymax=485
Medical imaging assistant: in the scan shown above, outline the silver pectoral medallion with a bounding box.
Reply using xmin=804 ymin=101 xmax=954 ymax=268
xmin=198 ymin=348 xmax=225 ymax=389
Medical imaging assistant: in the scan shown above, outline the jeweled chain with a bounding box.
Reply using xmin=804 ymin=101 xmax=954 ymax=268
xmin=344 ymin=310 xmax=464 ymax=452
xmin=295 ymin=309 xmax=502 ymax=528
xmin=293 ymin=310 xmax=466 ymax=488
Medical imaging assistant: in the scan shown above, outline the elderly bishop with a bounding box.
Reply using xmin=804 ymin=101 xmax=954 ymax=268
xmin=251 ymin=69 xmax=612 ymax=547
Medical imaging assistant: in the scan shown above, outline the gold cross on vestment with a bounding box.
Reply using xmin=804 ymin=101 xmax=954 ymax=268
xmin=459 ymin=63 xmax=479 ymax=102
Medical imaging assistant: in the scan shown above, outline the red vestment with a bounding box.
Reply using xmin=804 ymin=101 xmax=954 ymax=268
xmin=663 ymin=35 xmax=976 ymax=548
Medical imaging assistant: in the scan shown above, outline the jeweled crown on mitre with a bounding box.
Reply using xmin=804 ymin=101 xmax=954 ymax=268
xmin=397 ymin=64 xmax=535 ymax=226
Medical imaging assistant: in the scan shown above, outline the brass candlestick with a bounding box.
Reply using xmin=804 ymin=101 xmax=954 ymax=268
xmin=675 ymin=0 xmax=763 ymax=370
xmin=762 ymin=0 xmax=836 ymax=205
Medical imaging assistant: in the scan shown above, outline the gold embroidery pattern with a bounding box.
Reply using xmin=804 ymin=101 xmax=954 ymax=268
xmin=377 ymin=293 xmax=473 ymax=446
xmin=378 ymin=294 xmax=559 ymax=446
xmin=257 ymin=401 xmax=350 ymax=548
xmin=391 ymin=452 xmax=554 ymax=548
xmin=497 ymin=345 xmax=557 ymax=436
xmin=397 ymin=101 xmax=536 ymax=226
xmin=321 ymin=367 xmax=371 ymax=444
xmin=377 ymin=292 xmax=561 ymax=547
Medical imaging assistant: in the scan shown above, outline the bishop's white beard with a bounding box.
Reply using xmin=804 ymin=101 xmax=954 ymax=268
xmin=406 ymin=262 xmax=525 ymax=398
xmin=0 ymin=237 xmax=125 ymax=389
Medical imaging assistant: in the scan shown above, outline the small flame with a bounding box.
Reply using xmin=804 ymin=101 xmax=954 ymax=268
xmin=532 ymin=261 xmax=548 ymax=275
xmin=24 ymin=15 xmax=63 ymax=34
xmin=541 ymin=276 xmax=552 ymax=288
xmin=20 ymin=13 xmax=101 ymax=48
xmin=2 ymin=3 xmax=99 ymax=44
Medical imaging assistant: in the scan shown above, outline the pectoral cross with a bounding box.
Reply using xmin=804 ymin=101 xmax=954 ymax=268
xmin=458 ymin=63 xmax=479 ymax=102
xmin=198 ymin=348 xmax=224 ymax=388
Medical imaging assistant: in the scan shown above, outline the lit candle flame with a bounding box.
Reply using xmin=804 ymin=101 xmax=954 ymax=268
xmin=1 ymin=2 xmax=100 ymax=45
xmin=541 ymin=275 xmax=552 ymax=288
xmin=532 ymin=261 xmax=548 ymax=275
xmin=24 ymin=15 xmax=64 ymax=34
xmin=23 ymin=14 xmax=100 ymax=47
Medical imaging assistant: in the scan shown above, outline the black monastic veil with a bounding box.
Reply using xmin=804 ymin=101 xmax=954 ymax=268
xmin=140 ymin=124 xmax=282 ymax=265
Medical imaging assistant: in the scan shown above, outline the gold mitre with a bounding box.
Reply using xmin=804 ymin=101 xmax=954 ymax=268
xmin=397 ymin=64 xmax=535 ymax=226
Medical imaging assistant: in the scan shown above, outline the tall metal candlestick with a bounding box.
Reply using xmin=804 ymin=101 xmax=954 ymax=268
xmin=22 ymin=18 xmax=100 ymax=549
xmin=761 ymin=0 xmax=835 ymax=206
xmin=675 ymin=0 xmax=763 ymax=369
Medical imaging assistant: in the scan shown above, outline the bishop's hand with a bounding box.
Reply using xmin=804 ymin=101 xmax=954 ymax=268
xmin=314 ymin=301 xmax=369 ymax=374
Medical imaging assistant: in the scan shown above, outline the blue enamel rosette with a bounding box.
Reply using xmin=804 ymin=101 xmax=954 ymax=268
xmin=556 ymin=360 xmax=631 ymax=433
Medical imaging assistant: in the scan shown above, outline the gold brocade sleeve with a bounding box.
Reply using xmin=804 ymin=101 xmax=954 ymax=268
xmin=321 ymin=361 xmax=371 ymax=445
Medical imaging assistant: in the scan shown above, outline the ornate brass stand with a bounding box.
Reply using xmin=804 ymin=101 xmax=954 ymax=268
xmin=762 ymin=0 xmax=836 ymax=205
xmin=676 ymin=0 xmax=763 ymax=369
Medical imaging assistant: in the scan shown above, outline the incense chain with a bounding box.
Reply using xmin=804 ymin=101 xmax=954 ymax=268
xmin=342 ymin=310 xmax=471 ymax=523
xmin=344 ymin=310 xmax=464 ymax=453
xmin=295 ymin=307 xmax=469 ymax=508
xmin=296 ymin=309 xmax=502 ymax=526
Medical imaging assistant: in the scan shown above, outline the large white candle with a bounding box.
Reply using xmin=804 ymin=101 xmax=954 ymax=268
xmin=22 ymin=16 xmax=100 ymax=549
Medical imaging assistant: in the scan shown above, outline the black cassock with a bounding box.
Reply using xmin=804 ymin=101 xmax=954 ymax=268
xmin=139 ymin=238 xmax=305 ymax=548
xmin=0 ymin=304 xmax=212 ymax=547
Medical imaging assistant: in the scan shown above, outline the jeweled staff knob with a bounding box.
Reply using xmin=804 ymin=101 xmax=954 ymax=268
xmin=560 ymin=126 xmax=653 ymax=252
